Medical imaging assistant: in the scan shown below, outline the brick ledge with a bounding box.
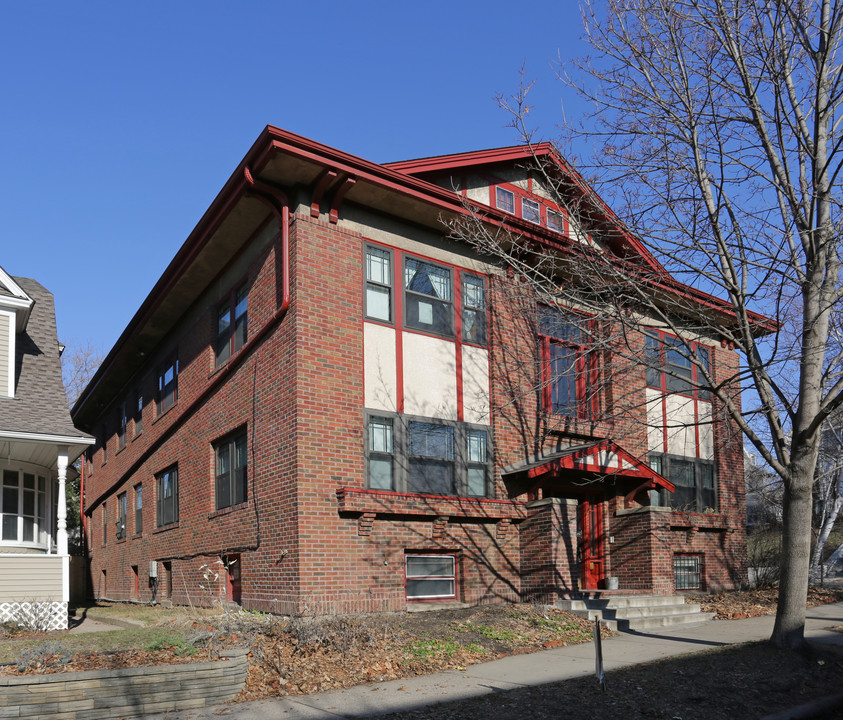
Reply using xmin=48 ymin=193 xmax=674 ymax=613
xmin=336 ymin=487 xmax=527 ymax=521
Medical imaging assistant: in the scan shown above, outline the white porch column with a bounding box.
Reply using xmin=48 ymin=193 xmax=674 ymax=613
xmin=56 ymin=445 xmax=68 ymax=556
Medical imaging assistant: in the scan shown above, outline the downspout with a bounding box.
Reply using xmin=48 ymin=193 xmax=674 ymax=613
xmin=244 ymin=167 xmax=290 ymax=314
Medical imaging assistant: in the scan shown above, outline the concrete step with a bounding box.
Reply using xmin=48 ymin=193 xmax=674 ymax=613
xmin=556 ymin=594 xmax=713 ymax=632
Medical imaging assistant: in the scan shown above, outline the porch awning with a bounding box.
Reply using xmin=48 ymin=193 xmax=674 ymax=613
xmin=501 ymin=439 xmax=675 ymax=505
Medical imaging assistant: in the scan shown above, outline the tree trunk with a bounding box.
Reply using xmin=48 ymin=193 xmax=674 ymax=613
xmin=771 ymin=466 xmax=815 ymax=649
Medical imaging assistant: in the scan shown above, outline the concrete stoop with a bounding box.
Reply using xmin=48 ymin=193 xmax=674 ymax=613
xmin=556 ymin=593 xmax=715 ymax=631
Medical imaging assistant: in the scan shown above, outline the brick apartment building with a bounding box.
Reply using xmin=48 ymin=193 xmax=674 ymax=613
xmin=71 ymin=127 xmax=753 ymax=613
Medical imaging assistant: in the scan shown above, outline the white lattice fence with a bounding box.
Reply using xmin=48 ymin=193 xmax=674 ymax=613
xmin=0 ymin=600 xmax=67 ymax=631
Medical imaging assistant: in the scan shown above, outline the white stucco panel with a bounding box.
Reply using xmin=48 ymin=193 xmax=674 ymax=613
xmin=364 ymin=322 xmax=398 ymax=412
xmin=403 ymin=333 xmax=458 ymax=420
xmin=698 ymin=400 xmax=714 ymax=460
xmin=645 ymin=388 xmax=664 ymax=452
xmin=462 ymin=346 xmax=490 ymax=425
xmin=665 ymin=394 xmax=697 ymax=457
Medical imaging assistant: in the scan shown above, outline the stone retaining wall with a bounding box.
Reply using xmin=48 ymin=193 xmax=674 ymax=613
xmin=0 ymin=646 xmax=249 ymax=720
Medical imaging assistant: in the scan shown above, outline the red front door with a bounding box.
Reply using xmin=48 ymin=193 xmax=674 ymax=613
xmin=580 ymin=499 xmax=605 ymax=589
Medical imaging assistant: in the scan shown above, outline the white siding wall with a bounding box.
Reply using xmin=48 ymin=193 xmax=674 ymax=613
xmin=0 ymin=312 xmax=10 ymax=397
xmin=0 ymin=555 xmax=63 ymax=601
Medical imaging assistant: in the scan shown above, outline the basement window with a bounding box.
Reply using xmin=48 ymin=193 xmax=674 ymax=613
xmin=405 ymin=554 xmax=456 ymax=600
xmin=673 ymin=554 xmax=701 ymax=591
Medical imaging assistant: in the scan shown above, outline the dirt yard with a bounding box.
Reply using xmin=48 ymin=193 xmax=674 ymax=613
xmin=2 ymin=587 xmax=843 ymax=719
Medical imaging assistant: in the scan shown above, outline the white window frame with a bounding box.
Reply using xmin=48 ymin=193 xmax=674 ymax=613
xmin=0 ymin=308 xmax=15 ymax=398
xmin=405 ymin=554 xmax=457 ymax=600
xmin=522 ymin=197 xmax=541 ymax=224
xmin=0 ymin=462 xmax=52 ymax=550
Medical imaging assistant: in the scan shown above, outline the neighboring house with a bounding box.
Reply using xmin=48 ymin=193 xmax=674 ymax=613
xmin=0 ymin=267 xmax=93 ymax=630
xmin=72 ymin=127 xmax=751 ymax=613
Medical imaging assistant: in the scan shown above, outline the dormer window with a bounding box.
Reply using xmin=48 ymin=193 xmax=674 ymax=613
xmin=522 ymin=198 xmax=540 ymax=224
xmin=495 ymin=187 xmax=515 ymax=214
xmin=547 ymin=210 xmax=565 ymax=233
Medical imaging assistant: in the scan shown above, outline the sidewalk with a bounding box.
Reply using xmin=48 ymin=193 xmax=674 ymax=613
xmin=143 ymin=602 xmax=843 ymax=720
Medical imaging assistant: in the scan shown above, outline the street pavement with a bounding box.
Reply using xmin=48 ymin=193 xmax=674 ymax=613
xmin=136 ymin=601 xmax=843 ymax=720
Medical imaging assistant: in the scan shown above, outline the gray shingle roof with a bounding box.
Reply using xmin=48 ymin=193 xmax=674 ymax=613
xmin=0 ymin=277 xmax=91 ymax=440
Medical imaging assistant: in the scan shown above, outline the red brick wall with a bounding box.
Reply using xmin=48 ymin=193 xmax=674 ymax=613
xmin=83 ymin=205 xmax=747 ymax=612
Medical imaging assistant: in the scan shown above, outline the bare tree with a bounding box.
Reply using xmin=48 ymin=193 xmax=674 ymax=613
xmin=61 ymin=340 xmax=104 ymax=410
xmin=812 ymin=413 xmax=843 ymax=579
xmin=60 ymin=339 xmax=103 ymax=554
xmin=450 ymin=0 xmax=843 ymax=649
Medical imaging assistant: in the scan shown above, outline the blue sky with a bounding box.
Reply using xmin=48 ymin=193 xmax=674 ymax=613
xmin=1 ymin=1 xmax=589 ymax=354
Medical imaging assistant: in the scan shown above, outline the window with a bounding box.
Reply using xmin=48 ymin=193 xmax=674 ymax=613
xmin=406 ymin=554 xmax=456 ymax=600
xmin=366 ymin=414 xmax=491 ymax=497
xmin=367 ymin=416 xmax=394 ymax=490
xmin=216 ymin=283 xmax=248 ymax=366
xmin=650 ymin=453 xmax=716 ymax=512
xmin=461 ymin=274 xmax=487 ymax=346
xmin=134 ymin=484 xmax=143 ymax=535
xmin=645 ymin=331 xmax=711 ymax=400
xmin=214 ymin=430 xmax=247 ymax=510
xmin=102 ymin=502 xmax=107 ymax=545
xmin=117 ymin=403 xmax=127 ymax=450
xmin=365 ymin=245 xmax=392 ymax=322
xmin=674 ymin=554 xmax=701 ymax=590
xmin=409 ymin=422 xmax=455 ymax=494
xmin=547 ymin=209 xmax=565 ymax=232
xmin=1 ymin=469 xmax=48 ymax=545
xmin=466 ymin=429 xmax=488 ymax=496
xmin=100 ymin=425 xmax=107 ymax=464
xmin=156 ymin=465 xmax=178 ymax=527
xmin=522 ymin=198 xmax=540 ymax=224
xmin=539 ymin=307 xmax=596 ymax=418
xmin=134 ymin=389 xmax=143 ymax=437
xmin=495 ymin=186 xmax=515 ymax=214
xmin=157 ymin=355 xmax=178 ymax=414
xmin=404 ymin=258 xmax=453 ymax=336
xmin=116 ymin=492 xmax=127 ymax=540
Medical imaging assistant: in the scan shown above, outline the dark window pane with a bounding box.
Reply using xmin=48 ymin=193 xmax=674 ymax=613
xmin=549 ymin=343 xmax=577 ymax=414
xmin=406 ymin=578 xmax=455 ymax=598
xmin=408 ymin=459 xmax=453 ymax=494
xmin=233 ymin=285 xmax=248 ymax=351
xmin=409 ymin=423 xmax=454 ymax=459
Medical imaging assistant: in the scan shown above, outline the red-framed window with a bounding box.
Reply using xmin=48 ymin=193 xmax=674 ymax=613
xmin=538 ymin=307 xmax=598 ymax=418
xmin=491 ymin=182 xmax=568 ymax=234
xmin=645 ymin=330 xmax=711 ymax=400
xmin=405 ymin=553 xmax=457 ymax=601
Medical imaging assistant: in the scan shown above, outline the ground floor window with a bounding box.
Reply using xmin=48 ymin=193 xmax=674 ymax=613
xmin=649 ymin=453 xmax=716 ymax=512
xmin=0 ymin=467 xmax=49 ymax=547
xmin=405 ymin=554 xmax=457 ymax=600
xmin=674 ymin=554 xmax=701 ymax=590
xmin=367 ymin=413 xmax=491 ymax=498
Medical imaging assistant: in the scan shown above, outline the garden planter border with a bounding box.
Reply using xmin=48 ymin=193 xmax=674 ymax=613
xmin=0 ymin=646 xmax=248 ymax=719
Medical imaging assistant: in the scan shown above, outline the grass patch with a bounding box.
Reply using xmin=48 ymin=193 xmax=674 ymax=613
xmin=403 ymin=636 xmax=478 ymax=662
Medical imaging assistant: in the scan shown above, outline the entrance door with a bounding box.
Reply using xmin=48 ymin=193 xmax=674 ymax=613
xmin=580 ymin=499 xmax=605 ymax=589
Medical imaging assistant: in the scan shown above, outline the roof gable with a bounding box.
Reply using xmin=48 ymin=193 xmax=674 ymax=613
xmin=0 ymin=265 xmax=34 ymax=332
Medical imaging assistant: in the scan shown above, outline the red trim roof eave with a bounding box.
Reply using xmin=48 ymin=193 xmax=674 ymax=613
xmin=383 ymin=142 xmax=560 ymax=174
xmin=72 ymin=126 xmax=776 ymax=421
